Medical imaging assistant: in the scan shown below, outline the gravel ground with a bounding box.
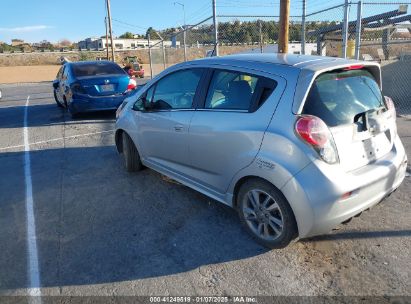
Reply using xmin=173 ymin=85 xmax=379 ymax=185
xmin=0 ymin=82 xmax=410 ymax=299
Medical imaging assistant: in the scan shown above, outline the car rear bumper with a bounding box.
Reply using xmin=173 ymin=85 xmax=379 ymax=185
xmin=70 ymin=94 xmax=126 ymax=113
xmin=282 ymin=135 xmax=408 ymax=238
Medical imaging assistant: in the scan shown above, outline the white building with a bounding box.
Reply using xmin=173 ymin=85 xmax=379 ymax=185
xmin=78 ymin=37 xmax=179 ymax=50
xmin=240 ymin=43 xmax=326 ymax=56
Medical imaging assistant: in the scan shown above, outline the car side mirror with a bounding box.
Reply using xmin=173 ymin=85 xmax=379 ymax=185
xmin=52 ymin=80 xmax=59 ymax=89
xmin=133 ymin=96 xmax=152 ymax=111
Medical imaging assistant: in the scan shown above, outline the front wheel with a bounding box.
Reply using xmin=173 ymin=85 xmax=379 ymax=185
xmin=122 ymin=133 xmax=142 ymax=172
xmin=237 ymin=179 xmax=298 ymax=249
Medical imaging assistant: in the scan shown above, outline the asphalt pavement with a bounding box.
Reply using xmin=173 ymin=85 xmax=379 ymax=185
xmin=0 ymin=82 xmax=410 ymax=298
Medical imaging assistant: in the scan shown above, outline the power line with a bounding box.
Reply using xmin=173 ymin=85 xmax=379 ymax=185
xmin=112 ymin=18 xmax=148 ymax=30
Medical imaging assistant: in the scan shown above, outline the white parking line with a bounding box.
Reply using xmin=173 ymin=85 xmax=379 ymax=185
xmin=23 ymin=96 xmax=42 ymax=303
xmin=0 ymin=129 xmax=115 ymax=151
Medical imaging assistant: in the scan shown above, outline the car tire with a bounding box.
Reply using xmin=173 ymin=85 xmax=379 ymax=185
xmin=122 ymin=133 xmax=142 ymax=172
xmin=54 ymin=90 xmax=63 ymax=108
xmin=237 ymin=178 xmax=298 ymax=249
xmin=64 ymin=96 xmax=78 ymax=118
xmin=68 ymin=106 xmax=78 ymax=118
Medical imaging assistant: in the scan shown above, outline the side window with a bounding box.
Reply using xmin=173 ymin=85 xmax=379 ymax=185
xmin=151 ymin=69 xmax=203 ymax=110
xmin=205 ymin=70 xmax=277 ymax=111
xmin=145 ymin=85 xmax=155 ymax=103
xmin=133 ymin=85 xmax=155 ymax=111
xmin=205 ymin=70 xmax=259 ymax=110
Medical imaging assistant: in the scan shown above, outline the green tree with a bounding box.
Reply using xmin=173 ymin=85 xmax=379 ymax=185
xmin=119 ymin=32 xmax=134 ymax=39
xmin=145 ymin=27 xmax=161 ymax=40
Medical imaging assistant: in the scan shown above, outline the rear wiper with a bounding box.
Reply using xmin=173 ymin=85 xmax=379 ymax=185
xmin=354 ymin=107 xmax=385 ymax=132
xmin=354 ymin=109 xmax=375 ymax=131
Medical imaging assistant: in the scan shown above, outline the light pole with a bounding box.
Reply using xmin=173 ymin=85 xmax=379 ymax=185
xmin=174 ymin=2 xmax=187 ymax=61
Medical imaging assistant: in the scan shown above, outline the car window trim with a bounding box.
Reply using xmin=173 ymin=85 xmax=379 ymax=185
xmin=249 ymin=77 xmax=278 ymax=113
xmin=193 ymin=68 xmax=213 ymax=109
xmin=197 ymin=68 xmax=277 ymax=113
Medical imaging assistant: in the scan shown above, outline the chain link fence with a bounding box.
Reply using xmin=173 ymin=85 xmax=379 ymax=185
xmin=304 ymin=4 xmax=346 ymax=57
xmin=145 ymin=0 xmax=411 ymax=114
xmin=359 ymin=2 xmax=411 ymax=114
xmin=147 ymin=17 xmax=214 ymax=77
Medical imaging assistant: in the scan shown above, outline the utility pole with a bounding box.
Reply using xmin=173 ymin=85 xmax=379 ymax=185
xmin=301 ymin=0 xmax=306 ymax=54
xmin=148 ymin=34 xmax=153 ymax=79
xmin=259 ymin=20 xmax=263 ymax=53
xmin=105 ymin=17 xmax=109 ymax=60
xmin=174 ymin=2 xmax=187 ymax=61
xmin=212 ymin=0 xmax=219 ymax=56
xmin=278 ymin=0 xmax=290 ymax=53
xmin=106 ymin=0 xmax=115 ymax=61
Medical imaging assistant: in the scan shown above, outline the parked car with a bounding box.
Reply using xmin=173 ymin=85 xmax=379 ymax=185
xmin=53 ymin=60 xmax=136 ymax=117
xmin=115 ymin=54 xmax=407 ymax=248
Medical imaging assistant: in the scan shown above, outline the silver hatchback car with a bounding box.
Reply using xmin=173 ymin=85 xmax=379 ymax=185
xmin=115 ymin=54 xmax=407 ymax=248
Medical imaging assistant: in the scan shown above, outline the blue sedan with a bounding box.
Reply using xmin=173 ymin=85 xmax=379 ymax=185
xmin=53 ymin=60 xmax=136 ymax=117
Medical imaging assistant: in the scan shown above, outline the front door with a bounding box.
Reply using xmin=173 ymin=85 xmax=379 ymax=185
xmin=134 ymin=68 xmax=204 ymax=175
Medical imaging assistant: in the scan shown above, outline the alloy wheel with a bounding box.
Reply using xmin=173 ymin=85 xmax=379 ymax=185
xmin=242 ymin=189 xmax=284 ymax=241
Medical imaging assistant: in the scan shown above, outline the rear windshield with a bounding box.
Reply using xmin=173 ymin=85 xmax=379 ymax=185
xmin=72 ymin=62 xmax=126 ymax=77
xmin=302 ymin=69 xmax=385 ymax=126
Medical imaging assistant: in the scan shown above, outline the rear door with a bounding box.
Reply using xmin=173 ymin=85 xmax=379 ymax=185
xmin=188 ymin=68 xmax=285 ymax=194
xmin=302 ymin=67 xmax=396 ymax=172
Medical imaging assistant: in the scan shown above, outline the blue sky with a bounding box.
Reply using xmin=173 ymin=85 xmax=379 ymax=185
xmin=0 ymin=0 xmax=314 ymax=43
xmin=0 ymin=0 xmax=394 ymax=44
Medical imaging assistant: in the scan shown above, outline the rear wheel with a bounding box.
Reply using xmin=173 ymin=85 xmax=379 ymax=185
xmin=64 ymin=96 xmax=78 ymax=118
xmin=122 ymin=133 xmax=142 ymax=172
xmin=237 ymin=178 xmax=298 ymax=249
xmin=54 ymin=90 xmax=63 ymax=108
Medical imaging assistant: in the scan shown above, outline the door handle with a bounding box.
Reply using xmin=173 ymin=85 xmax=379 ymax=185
xmin=174 ymin=125 xmax=184 ymax=132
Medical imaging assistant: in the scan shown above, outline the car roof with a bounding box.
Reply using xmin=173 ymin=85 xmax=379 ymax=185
xmin=184 ymin=53 xmax=379 ymax=72
xmin=68 ymin=60 xmax=116 ymax=66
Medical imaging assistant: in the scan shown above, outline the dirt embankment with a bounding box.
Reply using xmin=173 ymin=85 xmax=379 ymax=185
xmin=0 ymin=45 xmax=255 ymax=68
xmin=0 ymin=50 xmax=150 ymax=67
xmin=0 ymin=65 xmax=60 ymax=84
xmin=0 ymin=45 xmax=259 ymax=83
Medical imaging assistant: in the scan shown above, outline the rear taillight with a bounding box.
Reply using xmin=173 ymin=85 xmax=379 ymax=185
xmin=71 ymin=82 xmax=86 ymax=94
xmin=384 ymin=96 xmax=396 ymax=119
xmin=126 ymin=78 xmax=137 ymax=92
xmin=295 ymin=115 xmax=339 ymax=164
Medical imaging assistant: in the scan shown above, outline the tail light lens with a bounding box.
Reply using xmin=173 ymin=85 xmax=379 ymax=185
xmin=126 ymin=78 xmax=137 ymax=92
xmin=295 ymin=115 xmax=339 ymax=164
xmin=71 ymin=82 xmax=86 ymax=94
xmin=384 ymin=96 xmax=396 ymax=119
